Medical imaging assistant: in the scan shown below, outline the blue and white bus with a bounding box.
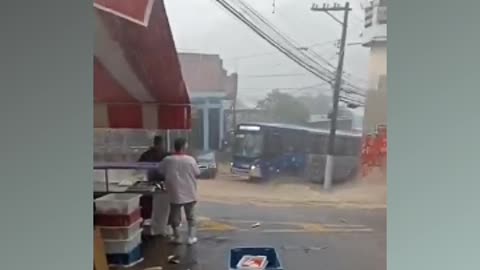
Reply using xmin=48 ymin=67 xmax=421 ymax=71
xmin=230 ymin=122 xmax=362 ymax=183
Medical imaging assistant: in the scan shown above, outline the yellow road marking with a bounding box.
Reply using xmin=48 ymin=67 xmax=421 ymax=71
xmin=202 ymin=197 xmax=386 ymax=209
xmin=209 ymin=218 xmax=369 ymax=228
xmin=197 ymin=216 xmax=373 ymax=233
xmin=323 ymin=224 xmax=367 ymax=228
xmin=237 ymin=228 xmax=373 ymax=233
xmin=197 ymin=217 xmax=236 ymax=232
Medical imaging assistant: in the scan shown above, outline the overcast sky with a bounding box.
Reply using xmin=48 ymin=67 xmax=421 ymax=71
xmin=164 ymin=0 xmax=369 ymax=110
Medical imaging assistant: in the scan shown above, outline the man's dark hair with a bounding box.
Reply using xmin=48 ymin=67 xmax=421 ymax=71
xmin=174 ymin=137 xmax=187 ymax=152
xmin=153 ymin=135 xmax=163 ymax=146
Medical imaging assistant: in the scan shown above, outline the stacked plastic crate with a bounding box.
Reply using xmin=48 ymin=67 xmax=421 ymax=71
xmin=94 ymin=194 xmax=144 ymax=268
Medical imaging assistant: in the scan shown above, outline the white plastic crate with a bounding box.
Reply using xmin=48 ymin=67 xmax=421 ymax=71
xmin=95 ymin=193 xmax=141 ymax=215
xmin=98 ymin=218 xmax=143 ymax=240
xmin=104 ymin=229 xmax=143 ymax=254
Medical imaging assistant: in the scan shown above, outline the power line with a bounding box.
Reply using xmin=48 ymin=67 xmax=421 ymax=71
xmin=223 ymin=35 xmax=365 ymax=95
xmin=216 ymin=0 xmax=334 ymax=82
xmin=275 ymin=82 xmax=331 ymax=93
xmin=239 ymin=0 xmax=366 ymax=95
xmin=305 ymin=39 xmax=338 ymax=48
xmin=214 ymin=0 xmax=366 ymax=98
xmin=241 ymin=72 xmax=310 ymax=78
xmin=224 ymin=51 xmax=279 ymax=61
xmin=238 ymin=82 xmax=328 ymax=91
xmin=231 ymin=0 xmax=339 ymax=75
xmin=193 ymin=0 xmax=364 ymax=98
xmin=239 ymin=85 xmax=364 ymax=106
xmin=226 ymin=0 xmax=338 ymax=78
xmin=226 ymin=39 xmax=338 ymax=61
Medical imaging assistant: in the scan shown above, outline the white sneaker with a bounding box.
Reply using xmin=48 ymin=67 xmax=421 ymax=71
xmin=187 ymin=226 xmax=198 ymax=245
xmin=169 ymin=228 xmax=182 ymax=244
xmin=187 ymin=236 xmax=198 ymax=245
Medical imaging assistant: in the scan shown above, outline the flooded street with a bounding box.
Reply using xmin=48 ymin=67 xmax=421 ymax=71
xmin=103 ymin=168 xmax=386 ymax=270
xmin=127 ymin=200 xmax=385 ymax=270
xmin=198 ymin=166 xmax=386 ymax=209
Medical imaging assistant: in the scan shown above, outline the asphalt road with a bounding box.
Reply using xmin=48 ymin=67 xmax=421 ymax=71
xmin=129 ymin=201 xmax=386 ymax=270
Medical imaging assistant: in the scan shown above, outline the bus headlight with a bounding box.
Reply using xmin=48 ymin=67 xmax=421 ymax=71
xmin=249 ymin=165 xmax=261 ymax=178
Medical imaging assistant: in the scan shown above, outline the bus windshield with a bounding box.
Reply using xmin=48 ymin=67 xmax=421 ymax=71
xmin=233 ymin=132 xmax=264 ymax=158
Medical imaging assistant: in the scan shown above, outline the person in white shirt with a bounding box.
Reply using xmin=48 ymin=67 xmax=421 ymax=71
xmin=158 ymin=137 xmax=200 ymax=245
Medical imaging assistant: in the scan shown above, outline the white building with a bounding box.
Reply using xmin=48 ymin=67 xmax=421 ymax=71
xmin=361 ymin=0 xmax=387 ymax=133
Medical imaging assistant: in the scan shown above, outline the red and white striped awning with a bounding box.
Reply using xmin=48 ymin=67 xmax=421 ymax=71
xmin=94 ymin=0 xmax=191 ymax=130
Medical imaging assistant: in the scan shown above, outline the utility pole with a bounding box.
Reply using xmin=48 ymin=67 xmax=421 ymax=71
xmin=311 ymin=2 xmax=351 ymax=190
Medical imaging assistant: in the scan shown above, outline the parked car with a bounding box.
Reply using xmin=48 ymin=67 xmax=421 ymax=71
xmin=195 ymin=151 xmax=218 ymax=179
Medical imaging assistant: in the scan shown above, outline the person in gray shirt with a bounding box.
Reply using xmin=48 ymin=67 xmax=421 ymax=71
xmin=159 ymin=137 xmax=200 ymax=245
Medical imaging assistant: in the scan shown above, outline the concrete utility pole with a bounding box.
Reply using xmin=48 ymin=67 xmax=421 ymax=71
xmin=311 ymin=2 xmax=351 ymax=190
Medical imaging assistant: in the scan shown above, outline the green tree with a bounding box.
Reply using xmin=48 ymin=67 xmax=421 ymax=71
xmin=256 ymin=90 xmax=310 ymax=124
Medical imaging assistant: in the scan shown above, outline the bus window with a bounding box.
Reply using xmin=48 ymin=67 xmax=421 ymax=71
xmin=283 ymin=131 xmax=305 ymax=153
xmin=311 ymin=134 xmax=327 ymax=154
xmin=233 ymin=132 xmax=264 ymax=158
xmin=294 ymin=131 xmax=306 ymax=152
xmin=305 ymin=134 xmax=314 ymax=153
xmin=265 ymin=133 xmax=282 ymax=158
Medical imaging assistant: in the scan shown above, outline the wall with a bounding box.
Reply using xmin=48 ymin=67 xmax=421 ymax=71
xmin=363 ymin=15 xmax=387 ymax=133
xmin=363 ymin=85 xmax=387 ymax=133
xmin=367 ymin=45 xmax=387 ymax=90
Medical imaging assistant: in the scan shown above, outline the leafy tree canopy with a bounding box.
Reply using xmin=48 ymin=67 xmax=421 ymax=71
xmin=256 ymin=90 xmax=310 ymax=124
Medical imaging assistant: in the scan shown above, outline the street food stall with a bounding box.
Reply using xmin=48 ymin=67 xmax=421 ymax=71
xmin=93 ymin=0 xmax=191 ymax=268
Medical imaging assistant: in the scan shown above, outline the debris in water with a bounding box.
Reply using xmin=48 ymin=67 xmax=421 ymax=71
xmin=281 ymin=245 xmax=296 ymax=250
xmin=167 ymin=255 xmax=180 ymax=264
xmin=309 ymin=246 xmax=328 ymax=251
xmin=282 ymin=245 xmax=328 ymax=252
xmin=251 ymin=222 xmax=261 ymax=228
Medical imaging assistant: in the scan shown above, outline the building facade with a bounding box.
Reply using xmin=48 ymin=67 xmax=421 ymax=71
xmin=362 ymin=0 xmax=387 ymax=133
xmin=178 ymin=53 xmax=238 ymax=151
